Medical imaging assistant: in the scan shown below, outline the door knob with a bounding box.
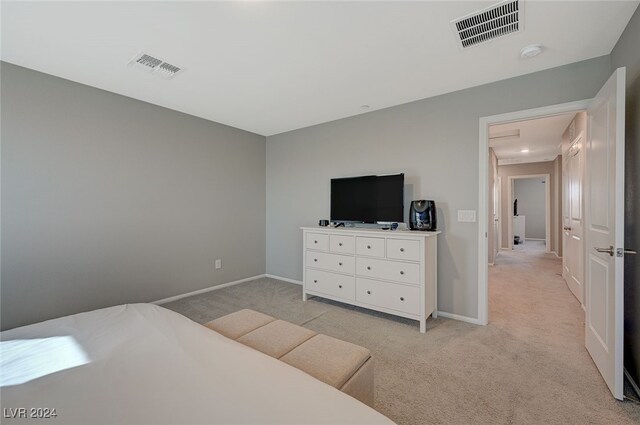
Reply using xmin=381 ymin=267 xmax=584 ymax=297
xmin=624 ymin=249 xmax=637 ymax=255
xmin=595 ymin=246 xmax=615 ymax=256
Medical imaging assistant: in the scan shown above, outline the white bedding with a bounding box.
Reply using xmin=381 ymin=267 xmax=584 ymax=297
xmin=0 ymin=304 xmax=394 ymax=424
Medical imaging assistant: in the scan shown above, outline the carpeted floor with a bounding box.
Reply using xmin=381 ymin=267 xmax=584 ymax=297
xmin=513 ymin=239 xmax=546 ymax=252
xmin=164 ymin=249 xmax=640 ymax=425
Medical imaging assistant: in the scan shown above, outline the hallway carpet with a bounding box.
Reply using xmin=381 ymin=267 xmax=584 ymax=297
xmin=164 ymin=250 xmax=640 ymax=425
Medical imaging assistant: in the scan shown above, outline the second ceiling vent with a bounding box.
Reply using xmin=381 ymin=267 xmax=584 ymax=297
xmin=451 ymin=0 xmax=522 ymax=49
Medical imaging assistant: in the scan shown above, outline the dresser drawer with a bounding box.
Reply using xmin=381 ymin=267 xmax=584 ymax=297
xmin=356 ymin=237 xmax=385 ymax=257
xmin=386 ymin=239 xmax=420 ymax=261
xmin=306 ymin=233 xmax=329 ymax=251
xmin=356 ymin=278 xmax=420 ymax=315
xmin=356 ymin=257 xmax=420 ymax=285
xmin=306 ymin=250 xmax=355 ymax=275
xmin=330 ymin=235 xmax=355 ymax=254
xmin=306 ymin=269 xmax=355 ymax=301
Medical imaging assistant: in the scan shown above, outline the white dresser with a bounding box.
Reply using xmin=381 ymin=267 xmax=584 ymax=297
xmin=301 ymin=227 xmax=439 ymax=332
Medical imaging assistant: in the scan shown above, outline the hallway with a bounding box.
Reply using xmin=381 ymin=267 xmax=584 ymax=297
xmin=489 ymin=247 xmax=639 ymax=421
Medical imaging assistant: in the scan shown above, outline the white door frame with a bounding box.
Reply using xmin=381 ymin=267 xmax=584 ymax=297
xmin=507 ymin=174 xmax=551 ymax=252
xmin=477 ymin=99 xmax=591 ymax=325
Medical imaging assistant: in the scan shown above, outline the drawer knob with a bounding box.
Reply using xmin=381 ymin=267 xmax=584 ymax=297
xmin=314 ymin=258 xmax=318 ymax=262
xmin=339 ymin=285 xmax=343 ymax=288
xmin=400 ymin=270 xmax=405 ymax=275
xmin=366 ymin=290 xmax=371 ymax=295
xmin=314 ymin=240 xmax=318 ymax=244
xmin=367 ymin=266 xmax=371 ymax=270
xmin=339 ymin=262 xmax=343 ymax=266
xmin=367 ymin=245 xmax=371 ymax=249
xmin=339 ymin=242 xmax=343 ymax=246
xmin=400 ymin=297 xmax=405 ymax=301
xmin=400 ymin=248 xmax=405 ymax=252
xmin=313 ymin=279 xmax=317 ymax=283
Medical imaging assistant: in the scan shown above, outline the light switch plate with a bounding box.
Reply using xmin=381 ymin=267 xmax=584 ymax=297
xmin=457 ymin=210 xmax=476 ymax=222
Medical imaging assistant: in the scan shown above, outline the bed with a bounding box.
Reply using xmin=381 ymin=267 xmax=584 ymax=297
xmin=0 ymin=303 xmax=394 ymax=424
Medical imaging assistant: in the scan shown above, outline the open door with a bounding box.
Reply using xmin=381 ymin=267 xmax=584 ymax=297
xmin=585 ymin=67 xmax=625 ymax=400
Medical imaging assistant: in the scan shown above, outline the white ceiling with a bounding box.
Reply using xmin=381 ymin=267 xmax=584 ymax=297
xmin=489 ymin=112 xmax=576 ymax=165
xmin=2 ymin=1 xmax=637 ymax=136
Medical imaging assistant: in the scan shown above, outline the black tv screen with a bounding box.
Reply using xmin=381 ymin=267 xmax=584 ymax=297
xmin=331 ymin=174 xmax=404 ymax=223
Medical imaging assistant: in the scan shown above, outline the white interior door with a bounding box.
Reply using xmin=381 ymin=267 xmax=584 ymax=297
xmin=493 ymin=176 xmax=500 ymax=258
xmin=495 ymin=176 xmax=501 ymax=255
xmin=563 ymin=158 xmax=570 ymax=278
xmin=585 ymin=67 xmax=625 ymax=400
xmin=564 ymin=136 xmax=584 ymax=304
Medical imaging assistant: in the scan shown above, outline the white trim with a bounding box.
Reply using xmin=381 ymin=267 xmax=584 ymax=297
xmin=507 ymin=173 xmax=551 ymax=253
xmin=437 ymin=311 xmax=482 ymax=325
xmin=625 ymin=368 xmax=640 ymax=399
xmin=525 ymin=238 xmax=546 ymax=241
xmin=551 ymin=251 xmax=562 ymax=258
xmin=478 ymin=99 xmax=591 ymax=326
xmin=153 ymin=274 xmax=266 ymax=304
xmin=265 ymin=274 xmax=303 ymax=285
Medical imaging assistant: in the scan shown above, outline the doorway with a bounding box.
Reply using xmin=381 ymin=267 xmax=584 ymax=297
xmin=507 ymin=174 xmax=551 ymax=253
xmin=478 ymin=68 xmax=627 ymax=401
xmin=477 ymin=99 xmax=589 ymax=326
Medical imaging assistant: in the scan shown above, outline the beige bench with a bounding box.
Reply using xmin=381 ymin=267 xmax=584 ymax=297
xmin=204 ymin=309 xmax=374 ymax=406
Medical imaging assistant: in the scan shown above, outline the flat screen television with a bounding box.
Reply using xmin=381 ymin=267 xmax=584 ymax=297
xmin=331 ymin=173 xmax=404 ymax=223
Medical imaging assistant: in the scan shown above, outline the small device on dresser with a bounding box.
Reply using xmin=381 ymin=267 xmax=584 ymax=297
xmin=409 ymin=200 xmax=437 ymax=231
xmin=319 ymin=219 xmax=329 ymax=227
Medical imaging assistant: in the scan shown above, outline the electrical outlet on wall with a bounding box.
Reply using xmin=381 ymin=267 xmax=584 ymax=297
xmin=215 ymin=259 xmax=221 ymax=269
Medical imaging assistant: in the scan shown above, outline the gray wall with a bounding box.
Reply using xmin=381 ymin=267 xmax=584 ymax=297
xmin=1 ymin=62 xmax=266 ymax=330
xmin=611 ymin=5 xmax=640 ymax=391
xmin=266 ymin=56 xmax=611 ymax=320
xmin=498 ymin=161 xmax=561 ymax=253
xmin=513 ymin=177 xmax=547 ymax=240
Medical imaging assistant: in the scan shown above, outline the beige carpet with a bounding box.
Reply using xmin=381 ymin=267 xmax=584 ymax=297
xmin=164 ymin=249 xmax=640 ymax=425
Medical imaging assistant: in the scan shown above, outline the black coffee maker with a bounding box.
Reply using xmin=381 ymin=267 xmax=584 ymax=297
xmin=409 ymin=200 xmax=437 ymax=231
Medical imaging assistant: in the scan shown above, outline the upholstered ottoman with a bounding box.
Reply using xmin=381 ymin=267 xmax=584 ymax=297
xmin=204 ymin=309 xmax=374 ymax=406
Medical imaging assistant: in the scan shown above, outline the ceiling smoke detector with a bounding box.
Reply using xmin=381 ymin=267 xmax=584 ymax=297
xmin=451 ymin=0 xmax=523 ymax=49
xmin=520 ymin=44 xmax=544 ymax=59
xmin=128 ymin=52 xmax=184 ymax=79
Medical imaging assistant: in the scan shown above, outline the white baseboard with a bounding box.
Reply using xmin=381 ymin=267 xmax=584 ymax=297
xmin=551 ymin=251 xmax=562 ymax=258
xmin=153 ymin=274 xmax=266 ymax=305
xmin=436 ymin=311 xmax=482 ymax=325
xmin=625 ymin=368 xmax=640 ymax=399
xmin=265 ymin=274 xmax=303 ymax=285
xmin=501 ymin=247 xmax=510 ymax=251
xmin=526 ymin=238 xmax=545 ymax=241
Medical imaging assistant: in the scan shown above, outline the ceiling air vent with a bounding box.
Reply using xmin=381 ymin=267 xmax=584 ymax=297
xmin=451 ymin=0 xmax=523 ymax=49
xmin=128 ymin=52 xmax=184 ymax=79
